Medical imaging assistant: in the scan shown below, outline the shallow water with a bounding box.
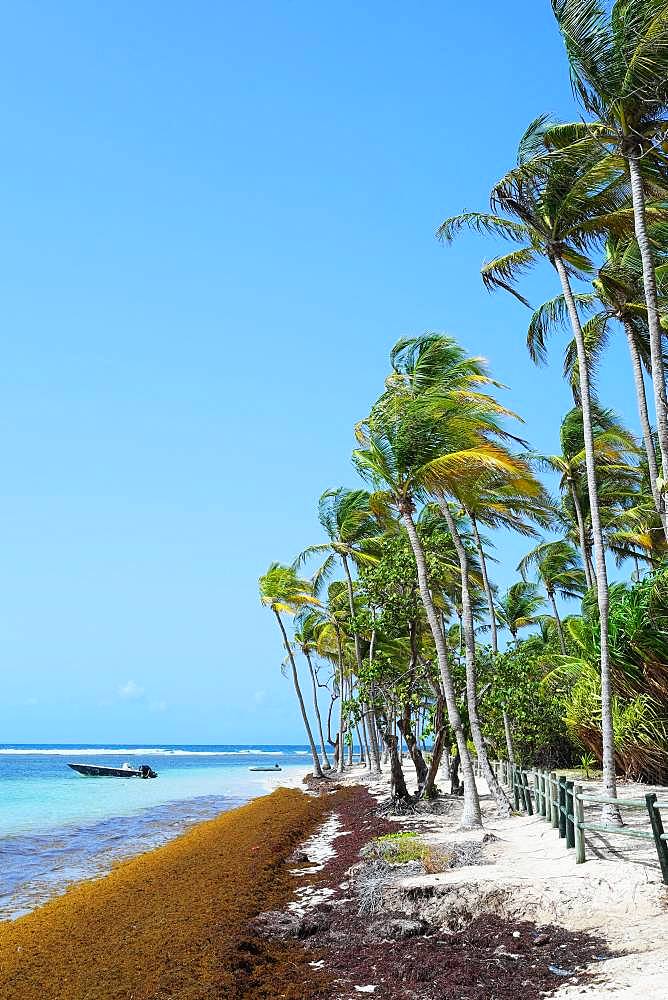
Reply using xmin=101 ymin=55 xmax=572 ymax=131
xmin=0 ymin=744 xmax=310 ymax=919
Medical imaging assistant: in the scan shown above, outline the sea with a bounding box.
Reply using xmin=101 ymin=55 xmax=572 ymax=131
xmin=0 ymin=744 xmax=311 ymax=920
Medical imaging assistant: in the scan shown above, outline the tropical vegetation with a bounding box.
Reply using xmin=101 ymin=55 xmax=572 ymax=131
xmin=259 ymin=1 xmax=668 ymax=828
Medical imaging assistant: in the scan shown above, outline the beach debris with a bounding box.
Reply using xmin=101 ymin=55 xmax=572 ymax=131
xmin=548 ymin=964 xmax=575 ymax=976
xmin=253 ymin=909 xmax=302 ymax=940
xmin=533 ymin=933 xmax=551 ymax=946
xmin=512 ymin=930 xmax=521 ymax=938
xmin=493 ymin=945 xmax=523 ymax=960
xmin=349 ymin=858 xmax=422 ymax=916
xmin=354 ymin=987 xmax=377 ymax=994
xmin=368 ymin=915 xmax=428 ymax=941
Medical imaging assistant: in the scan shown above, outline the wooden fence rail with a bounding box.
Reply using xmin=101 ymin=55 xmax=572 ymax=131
xmin=470 ymin=757 xmax=668 ymax=884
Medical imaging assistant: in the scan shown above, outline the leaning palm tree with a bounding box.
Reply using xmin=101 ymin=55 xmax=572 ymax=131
xmin=496 ymin=582 xmax=546 ymax=642
xmin=353 ymin=410 xmax=492 ymax=829
xmin=372 ymin=334 xmax=538 ymax=815
xmin=518 ymin=539 xmax=586 ymax=653
xmin=258 ymin=563 xmax=323 ymax=777
xmin=439 ymin=132 xmax=650 ymax=816
xmin=549 ymin=0 xmax=668 ymax=519
xmin=294 ymin=610 xmax=332 ymax=769
xmin=294 ymin=488 xmax=383 ymax=772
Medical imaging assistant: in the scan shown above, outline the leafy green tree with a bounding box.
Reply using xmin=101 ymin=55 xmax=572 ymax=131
xmin=479 ymin=642 xmax=571 ymax=768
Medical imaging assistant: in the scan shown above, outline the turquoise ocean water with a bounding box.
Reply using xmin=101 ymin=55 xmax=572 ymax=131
xmin=0 ymin=745 xmax=310 ymax=920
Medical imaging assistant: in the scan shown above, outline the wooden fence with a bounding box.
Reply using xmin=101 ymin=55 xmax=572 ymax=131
xmin=471 ymin=758 xmax=668 ymax=884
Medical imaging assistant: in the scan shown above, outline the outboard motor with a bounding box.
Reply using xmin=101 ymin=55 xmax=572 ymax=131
xmin=140 ymin=764 xmax=157 ymax=779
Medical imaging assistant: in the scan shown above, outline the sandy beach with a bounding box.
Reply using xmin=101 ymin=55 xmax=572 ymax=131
xmin=3 ymin=762 xmax=666 ymax=998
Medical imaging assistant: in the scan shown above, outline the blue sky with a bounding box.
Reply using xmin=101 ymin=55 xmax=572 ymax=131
xmin=0 ymin=2 xmax=638 ymax=743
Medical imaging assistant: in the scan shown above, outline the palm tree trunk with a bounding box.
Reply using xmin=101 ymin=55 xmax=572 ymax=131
xmin=628 ymin=154 xmax=668 ymax=527
xmin=335 ymin=627 xmax=345 ymax=774
xmin=273 ymin=611 xmax=323 ymax=777
xmin=470 ymin=512 xmax=498 ymax=654
xmin=398 ymin=705 xmax=428 ymax=792
xmin=554 ymin=254 xmax=620 ymax=823
xmin=568 ymin=477 xmax=595 ymax=590
xmin=439 ymin=500 xmax=512 ymax=816
xmin=503 ymin=710 xmax=515 ymax=766
xmin=342 ymin=555 xmax=381 ymax=774
xmin=305 ymin=650 xmax=331 ymax=768
xmin=365 ymin=632 xmax=382 ymax=772
xmin=423 ymin=693 xmax=447 ymax=798
xmin=621 ymin=316 xmax=668 ymax=539
xmin=399 ymin=501 xmax=482 ymax=829
xmin=547 ymin=587 xmax=566 ymax=655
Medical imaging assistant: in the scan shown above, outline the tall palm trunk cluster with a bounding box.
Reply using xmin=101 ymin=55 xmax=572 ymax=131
xmin=259 ymin=2 xmax=668 ymax=826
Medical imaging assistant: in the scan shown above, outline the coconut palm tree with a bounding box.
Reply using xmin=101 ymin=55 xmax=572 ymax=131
xmin=438 ymin=134 xmax=655 ymax=816
xmin=518 ymin=539 xmax=586 ymax=653
xmin=548 ymin=0 xmax=668 ymax=517
xmin=258 ymin=563 xmax=323 ymax=777
xmin=293 ymin=610 xmax=332 ymax=769
xmin=452 ymin=478 xmax=552 ymax=655
xmin=370 ymin=334 xmax=544 ymax=815
xmin=294 ymin=488 xmax=383 ymax=773
xmin=528 ymin=232 xmax=668 ymax=536
xmin=496 ymin=582 xmax=546 ymax=642
xmin=353 ymin=412 xmax=492 ymax=828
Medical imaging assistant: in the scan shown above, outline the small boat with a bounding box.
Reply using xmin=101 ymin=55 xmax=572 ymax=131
xmin=68 ymin=763 xmax=158 ymax=779
xmin=249 ymin=764 xmax=282 ymax=772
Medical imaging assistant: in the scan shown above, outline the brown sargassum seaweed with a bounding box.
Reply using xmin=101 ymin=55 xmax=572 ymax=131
xmin=0 ymin=786 xmax=333 ymax=1000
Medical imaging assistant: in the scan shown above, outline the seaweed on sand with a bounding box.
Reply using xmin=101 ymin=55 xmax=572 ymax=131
xmin=0 ymin=787 xmax=334 ymax=1000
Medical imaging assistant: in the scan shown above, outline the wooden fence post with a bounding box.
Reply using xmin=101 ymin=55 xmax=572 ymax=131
xmin=558 ymin=777 xmax=567 ymax=838
xmin=574 ymin=784 xmax=586 ymax=864
xmin=550 ymin=771 xmax=559 ymax=830
xmin=645 ymin=793 xmax=668 ymax=885
xmin=513 ymin=765 xmax=520 ymax=811
xmin=565 ymin=780 xmax=575 ymax=849
xmin=522 ymin=770 xmax=534 ymax=816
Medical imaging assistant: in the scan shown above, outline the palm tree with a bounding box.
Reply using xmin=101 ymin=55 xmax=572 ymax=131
xmin=258 ymin=563 xmax=323 ymax=777
xmin=294 ymin=488 xmax=383 ymax=773
xmin=372 ymin=334 xmax=539 ymax=815
xmin=353 ymin=412 xmax=488 ymax=828
xmin=294 ymin=611 xmax=332 ymax=769
xmin=549 ymin=0 xmax=668 ymax=521
xmin=439 ymin=133 xmax=648 ymax=816
xmin=528 ymin=232 xmax=668 ymax=536
xmin=535 ymin=406 xmax=640 ymax=588
xmin=453 ymin=478 xmax=552 ymax=655
xmin=496 ymin=582 xmax=546 ymax=641
xmin=518 ymin=539 xmax=586 ymax=653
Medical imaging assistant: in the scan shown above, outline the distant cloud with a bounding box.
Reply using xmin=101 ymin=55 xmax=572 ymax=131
xmin=119 ymin=680 xmax=144 ymax=701
xmin=149 ymin=700 xmax=168 ymax=713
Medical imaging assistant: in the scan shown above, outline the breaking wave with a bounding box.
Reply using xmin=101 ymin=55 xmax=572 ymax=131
xmin=0 ymin=747 xmax=289 ymax=757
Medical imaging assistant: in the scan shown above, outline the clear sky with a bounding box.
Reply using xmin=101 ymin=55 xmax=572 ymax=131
xmin=0 ymin=2 xmax=638 ymax=743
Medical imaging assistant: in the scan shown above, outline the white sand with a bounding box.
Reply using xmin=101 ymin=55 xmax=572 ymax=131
xmin=331 ymin=760 xmax=668 ymax=996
